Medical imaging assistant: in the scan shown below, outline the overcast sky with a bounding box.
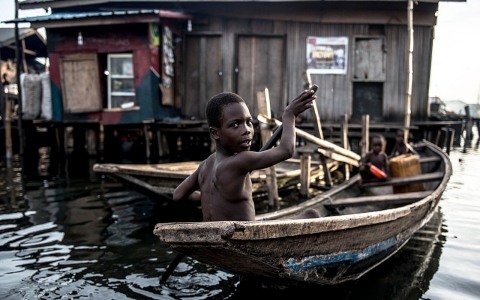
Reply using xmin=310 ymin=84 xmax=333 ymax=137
xmin=0 ymin=1 xmax=478 ymax=104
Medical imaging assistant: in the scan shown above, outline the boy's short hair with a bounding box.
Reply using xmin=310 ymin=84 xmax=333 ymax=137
xmin=206 ymin=92 xmax=245 ymax=128
xmin=371 ymin=134 xmax=385 ymax=147
xmin=371 ymin=134 xmax=384 ymax=143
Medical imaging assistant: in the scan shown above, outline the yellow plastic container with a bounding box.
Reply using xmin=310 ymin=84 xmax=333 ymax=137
xmin=389 ymin=153 xmax=424 ymax=194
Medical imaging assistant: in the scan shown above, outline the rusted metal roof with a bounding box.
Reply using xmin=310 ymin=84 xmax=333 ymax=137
xmin=5 ymin=9 xmax=193 ymax=24
xmin=5 ymin=10 xmax=159 ymax=23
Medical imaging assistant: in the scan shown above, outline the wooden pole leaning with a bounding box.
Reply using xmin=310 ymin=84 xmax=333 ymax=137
xmin=257 ymin=88 xmax=279 ymax=209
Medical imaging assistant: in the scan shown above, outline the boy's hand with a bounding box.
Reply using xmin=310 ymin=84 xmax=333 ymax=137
xmin=284 ymin=87 xmax=317 ymax=118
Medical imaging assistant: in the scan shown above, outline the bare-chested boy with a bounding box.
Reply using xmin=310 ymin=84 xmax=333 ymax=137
xmin=173 ymin=89 xmax=317 ymax=221
xmin=389 ymin=129 xmax=418 ymax=159
xmin=359 ymin=134 xmax=390 ymax=181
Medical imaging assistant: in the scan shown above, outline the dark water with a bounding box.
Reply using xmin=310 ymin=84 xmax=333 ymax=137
xmin=1 ymin=133 xmax=479 ymax=299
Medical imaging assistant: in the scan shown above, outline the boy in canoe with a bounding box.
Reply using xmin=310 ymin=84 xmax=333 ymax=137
xmin=359 ymin=134 xmax=390 ymax=182
xmin=173 ymin=89 xmax=318 ymax=221
xmin=389 ymin=129 xmax=418 ymax=159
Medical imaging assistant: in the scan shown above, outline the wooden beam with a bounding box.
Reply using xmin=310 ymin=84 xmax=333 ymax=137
xmin=317 ymin=148 xmax=360 ymax=167
xmin=361 ymin=171 xmax=444 ymax=188
xmin=5 ymin=45 xmax=36 ymax=56
xmin=257 ymin=114 xmax=361 ymax=162
xmin=325 ymin=190 xmax=432 ymax=208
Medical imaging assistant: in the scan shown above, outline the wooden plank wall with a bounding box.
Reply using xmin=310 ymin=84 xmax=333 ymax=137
xmin=384 ymin=25 xmax=433 ymax=123
xmin=188 ymin=17 xmax=433 ymax=123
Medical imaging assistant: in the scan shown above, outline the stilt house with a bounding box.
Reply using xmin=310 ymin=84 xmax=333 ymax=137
xmin=7 ymin=0 xmax=463 ymax=158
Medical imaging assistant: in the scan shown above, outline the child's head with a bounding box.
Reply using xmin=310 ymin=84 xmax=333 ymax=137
xmin=371 ymin=134 xmax=384 ymax=154
xmin=395 ymin=129 xmax=405 ymax=144
xmin=206 ymin=92 xmax=246 ymax=128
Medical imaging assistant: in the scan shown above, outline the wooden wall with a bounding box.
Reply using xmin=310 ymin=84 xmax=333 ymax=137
xmin=181 ymin=17 xmax=434 ymax=123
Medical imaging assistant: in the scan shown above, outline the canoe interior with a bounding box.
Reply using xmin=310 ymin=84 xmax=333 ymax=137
xmin=258 ymin=142 xmax=448 ymax=220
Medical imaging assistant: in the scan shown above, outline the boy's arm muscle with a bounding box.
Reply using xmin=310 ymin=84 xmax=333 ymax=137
xmin=173 ymin=168 xmax=201 ymax=202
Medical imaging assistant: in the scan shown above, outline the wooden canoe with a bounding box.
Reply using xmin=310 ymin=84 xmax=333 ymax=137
xmin=153 ymin=140 xmax=452 ymax=285
xmin=92 ymin=157 xmax=339 ymax=200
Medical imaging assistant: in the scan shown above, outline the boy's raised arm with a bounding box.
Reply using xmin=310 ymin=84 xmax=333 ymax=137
xmin=237 ymin=88 xmax=317 ymax=172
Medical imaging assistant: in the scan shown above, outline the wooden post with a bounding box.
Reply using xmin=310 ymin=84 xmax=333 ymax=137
xmin=340 ymin=114 xmax=350 ymax=180
xmin=404 ymin=0 xmax=414 ymax=143
xmin=4 ymin=94 xmax=13 ymax=163
xmin=447 ymin=128 xmax=454 ymax=155
xmin=21 ymin=39 xmax=28 ymax=75
xmin=99 ymin=123 xmax=104 ymax=155
xmin=143 ymin=123 xmax=150 ymax=161
xmin=304 ymin=70 xmax=323 ymax=139
xmin=465 ymin=105 xmax=473 ymax=141
xmin=257 ymin=88 xmax=279 ymax=209
xmin=319 ymin=153 xmax=332 ymax=188
xmin=361 ymin=115 xmax=370 ymax=157
xmin=87 ymin=127 xmax=98 ymax=155
xmin=157 ymin=129 xmax=170 ymax=157
xmin=14 ymin=9 xmax=25 ymax=157
xmin=300 ymin=153 xmax=311 ymax=198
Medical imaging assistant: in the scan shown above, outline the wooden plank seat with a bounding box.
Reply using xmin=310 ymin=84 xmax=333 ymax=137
xmin=361 ymin=171 xmax=444 ymax=188
xmin=419 ymin=156 xmax=441 ymax=163
xmin=325 ymin=190 xmax=433 ymax=208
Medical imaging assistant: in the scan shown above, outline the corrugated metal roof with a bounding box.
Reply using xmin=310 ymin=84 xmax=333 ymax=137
xmin=5 ymin=10 xmax=161 ymax=23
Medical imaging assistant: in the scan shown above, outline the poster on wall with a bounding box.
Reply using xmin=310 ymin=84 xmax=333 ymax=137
xmin=306 ymin=36 xmax=348 ymax=74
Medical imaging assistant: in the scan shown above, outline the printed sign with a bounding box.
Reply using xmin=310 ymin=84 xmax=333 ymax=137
xmin=306 ymin=36 xmax=348 ymax=74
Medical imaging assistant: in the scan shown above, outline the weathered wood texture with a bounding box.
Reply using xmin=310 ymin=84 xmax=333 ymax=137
xmin=325 ymin=190 xmax=432 ymax=208
xmin=59 ymin=53 xmax=102 ymax=113
xmin=183 ymin=17 xmax=433 ymax=123
xmin=183 ymin=34 xmax=223 ymax=118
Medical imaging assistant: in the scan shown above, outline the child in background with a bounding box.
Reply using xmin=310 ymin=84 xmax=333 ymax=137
xmin=359 ymin=134 xmax=390 ymax=182
xmin=389 ymin=129 xmax=418 ymax=159
xmin=173 ymin=89 xmax=318 ymax=221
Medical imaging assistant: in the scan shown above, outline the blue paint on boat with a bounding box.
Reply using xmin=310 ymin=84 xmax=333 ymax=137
xmin=285 ymin=237 xmax=397 ymax=274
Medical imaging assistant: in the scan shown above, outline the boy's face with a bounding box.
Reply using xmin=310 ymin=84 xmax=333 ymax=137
xmin=371 ymin=138 xmax=383 ymax=154
xmin=396 ymin=132 xmax=405 ymax=144
xmin=214 ymin=102 xmax=254 ymax=153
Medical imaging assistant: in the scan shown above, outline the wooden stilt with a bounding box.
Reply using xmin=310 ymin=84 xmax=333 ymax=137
xmin=86 ymin=127 xmax=97 ymax=155
xmin=341 ymin=114 xmax=350 ymax=180
xmin=157 ymin=129 xmax=169 ymax=157
xmin=319 ymin=153 xmax=332 ymax=188
xmin=299 ymin=153 xmax=311 ymax=198
xmin=5 ymin=94 xmax=13 ymax=163
xmin=361 ymin=115 xmax=370 ymax=157
xmin=99 ymin=123 xmax=104 ymax=155
xmin=447 ymin=128 xmax=454 ymax=155
xmin=435 ymin=128 xmax=442 ymax=147
xmin=466 ymin=115 xmax=473 ymax=142
xmin=143 ymin=123 xmax=150 ymax=160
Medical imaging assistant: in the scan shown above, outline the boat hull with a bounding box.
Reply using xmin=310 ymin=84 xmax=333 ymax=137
xmin=153 ymin=141 xmax=452 ymax=285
